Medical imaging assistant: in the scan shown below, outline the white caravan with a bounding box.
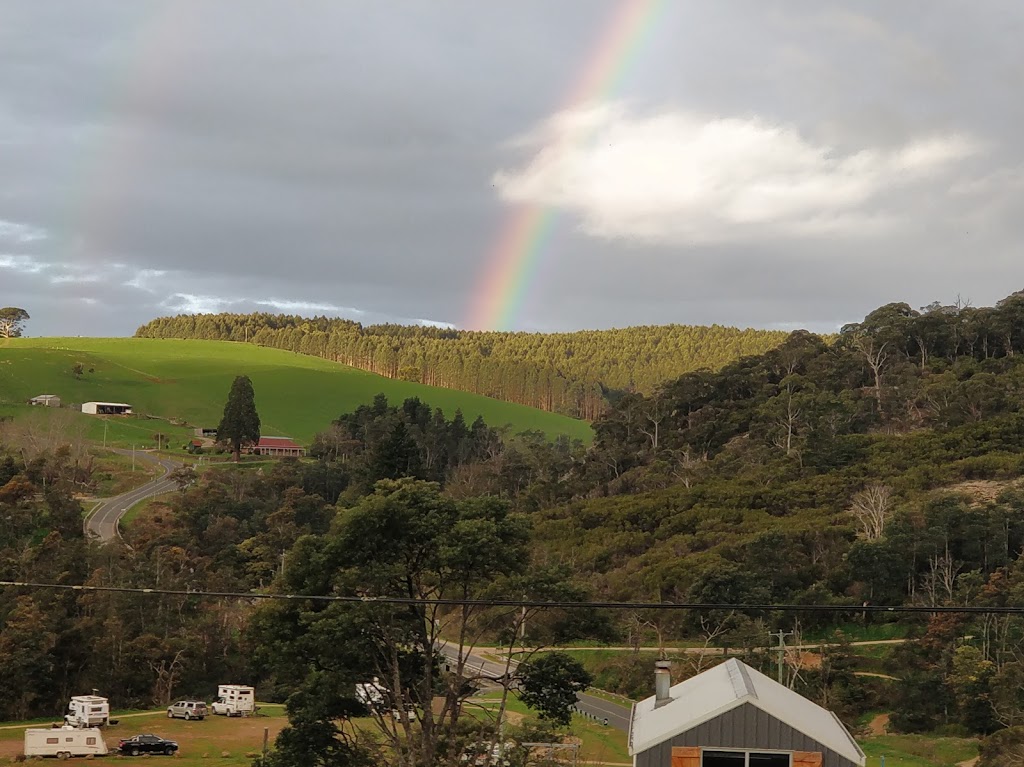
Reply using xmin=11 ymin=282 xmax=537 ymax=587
xmin=355 ymin=678 xmax=388 ymax=711
xmin=24 ymin=727 xmax=108 ymax=758
xmin=355 ymin=679 xmax=416 ymax=722
xmin=211 ymin=685 xmax=255 ymax=716
xmin=64 ymin=695 xmax=109 ymax=727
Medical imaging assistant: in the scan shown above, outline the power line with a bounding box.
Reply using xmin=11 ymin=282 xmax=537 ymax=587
xmin=0 ymin=580 xmax=1020 ymax=615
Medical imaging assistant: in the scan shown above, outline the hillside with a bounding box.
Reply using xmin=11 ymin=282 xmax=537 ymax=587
xmin=0 ymin=338 xmax=593 ymax=446
xmin=134 ymin=314 xmax=790 ymax=418
xmin=8 ymin=294 xmax=1024 ymax=758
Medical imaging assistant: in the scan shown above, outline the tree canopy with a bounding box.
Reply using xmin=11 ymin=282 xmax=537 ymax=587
xmin=0 ymin=307 xmax=29 ymax=338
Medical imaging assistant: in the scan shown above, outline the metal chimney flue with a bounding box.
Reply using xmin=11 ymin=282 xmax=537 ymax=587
xmin=654 ymin=660 xmax=672 ymax=708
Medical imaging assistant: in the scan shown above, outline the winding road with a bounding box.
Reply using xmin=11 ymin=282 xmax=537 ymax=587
xmin=437 ymin=642 xmax=633 ymax=731
xmin=84 ymin=450 xmax=182 ymax=541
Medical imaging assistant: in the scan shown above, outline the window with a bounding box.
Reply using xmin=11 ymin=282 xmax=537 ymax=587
xmin=703 ymin=751 xmax=790 ymax=767
xmin=87 ymin=738 xmax=96 ymax=745
xmin=66 ymin=738 xmax=74 ymax=742
xmin=46 ymin=738 xmax=58 ymax=745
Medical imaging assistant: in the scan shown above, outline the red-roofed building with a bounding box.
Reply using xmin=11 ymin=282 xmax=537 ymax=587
xmin=252 ymin=436 xmax=306 ymax=458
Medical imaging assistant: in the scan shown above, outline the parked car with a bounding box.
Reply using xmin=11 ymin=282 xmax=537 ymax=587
xmin=118 ymin=734 xmax=179 ymax=756
xmin=167 ymin=700 xmax=207 ymax=720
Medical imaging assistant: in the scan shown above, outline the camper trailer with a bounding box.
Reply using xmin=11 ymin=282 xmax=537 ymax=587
xmin=65 ymin=695 xmax=109 ymax=727
xmin=355 ymin=679 xmax=416 ymax=722
xmin=355 ymin=678 xmax=388 ymax=711
xmin=210 ymin=685 xmax=255 ymax=717
xmin=24 ymin=727 xmax=108 ymax=758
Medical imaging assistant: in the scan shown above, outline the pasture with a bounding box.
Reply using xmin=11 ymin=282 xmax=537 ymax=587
xmin=0 ymin=338 xmax=593 ymax=447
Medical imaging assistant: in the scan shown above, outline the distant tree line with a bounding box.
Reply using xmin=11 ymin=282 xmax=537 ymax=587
xmin=134 ymin=313 xmax=789 ymax=419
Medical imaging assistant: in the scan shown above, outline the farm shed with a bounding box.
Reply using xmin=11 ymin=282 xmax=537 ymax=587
xmin=81 ymin=401 xmax=133 ymax=415
xmin=629 ymin=659 xmax=864 ymax=767
xmin=252 ymin=436 xmax=306 ymax=457
xmin=29 ymin=394 xmax=61 ymax=407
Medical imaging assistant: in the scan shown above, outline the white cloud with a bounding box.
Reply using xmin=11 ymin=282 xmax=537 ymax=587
xmin=493 ymin=103 xmax=980 ymax=243
xmin=254 ymin=298 xmax=361 ymax=314
xmin=0 ymin=254 xmax=48 ymax=273
xmin=50 ymin=273 xmax=102 ymax=284
xmin=161 ymin=293 xmax=234 ymax=314
xmin=159 ymin=293 xmax=370 ymax=319
xmin=415 ymin=318 xmax=455 ymax=329
xmin=0 ymin=219 xmax=47 ymax=244
xmin=124 ymin=268 xmax=169 ymax=292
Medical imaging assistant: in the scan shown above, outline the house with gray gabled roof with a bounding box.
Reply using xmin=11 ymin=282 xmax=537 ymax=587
xmin=628 ymin=659 xmax=865 ymax=767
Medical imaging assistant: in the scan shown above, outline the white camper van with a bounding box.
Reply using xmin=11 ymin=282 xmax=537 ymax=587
xmin=64 ymin=695 xmax=109 ymax=727
xmin=210 ymin=685 xmax=255 ymax=716
xmin=24 ymin=727 xmax=108 ymax=758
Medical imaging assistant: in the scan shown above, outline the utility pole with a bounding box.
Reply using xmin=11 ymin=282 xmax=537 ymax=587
xmin=767 ymin=630 xmax=794 ymax=685
xmin=132 ymin=444 xmax=135 ymax=472
xmin=520 ymin=602 xmax=527 ymax=646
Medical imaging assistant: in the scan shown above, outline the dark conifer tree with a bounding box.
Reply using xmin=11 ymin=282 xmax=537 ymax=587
xmin=217 ymin=375 xmax=261 ymax=462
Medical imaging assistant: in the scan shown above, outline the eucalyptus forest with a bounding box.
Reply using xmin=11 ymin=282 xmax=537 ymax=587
xmin=7 ymin=291 xmax=1024 ymax=764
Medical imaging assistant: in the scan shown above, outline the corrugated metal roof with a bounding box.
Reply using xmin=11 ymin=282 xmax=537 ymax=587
xmin=628 ymin=658 xmax=865 ymax=765
xmin=257 ymin=436 xmax=301 ymax=448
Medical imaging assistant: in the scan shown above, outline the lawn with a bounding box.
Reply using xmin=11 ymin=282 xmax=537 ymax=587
xmin=471 ymin=690 xmax=630 ymax=765
xmin=0 ymin=707 xmax=289 ymax=767
xmin=800 ymin=621 xmax=911 ymax=644
xmin=859 ymin=734 xmax=979 ymax=767
xmin=0 ymin=699 xmax=629 ymax=767
xmin=0 ymin=338 xmax=593 ymax=446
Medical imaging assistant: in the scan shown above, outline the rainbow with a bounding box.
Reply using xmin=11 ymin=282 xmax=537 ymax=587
xmin=465 ymin=0 xmax=668 ymax=331
xmin=70 ymin=3 xmax=199 ymax=274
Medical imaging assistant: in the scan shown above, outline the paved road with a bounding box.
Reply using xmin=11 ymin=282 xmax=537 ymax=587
xmin=477 ymin=639 xmax=908 ymax=653
xmin=84 ymin=450 xmax=182 ymax=541
xmin=437 ymin=642 xmax=633 ymax=732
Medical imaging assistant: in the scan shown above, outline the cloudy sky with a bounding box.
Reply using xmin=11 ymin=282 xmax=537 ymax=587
xmin=2 ymin=1 xmax=1023 ymax=337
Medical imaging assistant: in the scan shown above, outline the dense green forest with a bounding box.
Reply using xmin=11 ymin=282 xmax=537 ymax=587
xmin=7 ymin=291 xmax=1024 ymax=764
xmin=134 ymin=314 xmax=789 ymax=418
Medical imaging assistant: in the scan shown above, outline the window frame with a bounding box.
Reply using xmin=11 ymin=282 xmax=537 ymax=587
xmin=701 ymin=748 xmax=793 ymax=767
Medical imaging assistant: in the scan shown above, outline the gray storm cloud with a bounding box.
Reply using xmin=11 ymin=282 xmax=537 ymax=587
xmin=1 ymin=0 xmax=1023 ymax=337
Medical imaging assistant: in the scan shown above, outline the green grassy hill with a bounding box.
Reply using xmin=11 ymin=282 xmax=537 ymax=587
xmin=0 ymin=338 xmax=593 ymax=448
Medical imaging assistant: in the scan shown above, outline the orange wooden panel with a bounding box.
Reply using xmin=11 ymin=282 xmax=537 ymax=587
xmin=671 ymin=746 xmax=701 ymax=767
xmin=793 ymin=751 xmax=823 ymax=767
